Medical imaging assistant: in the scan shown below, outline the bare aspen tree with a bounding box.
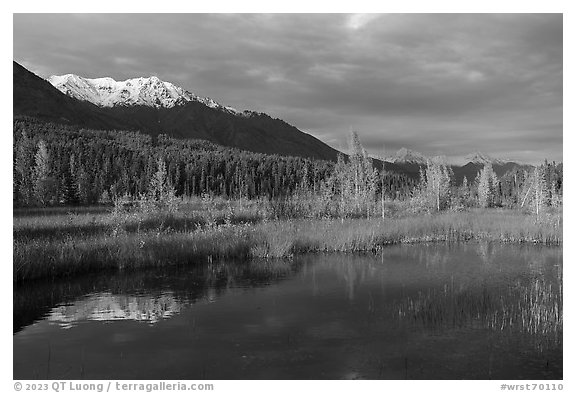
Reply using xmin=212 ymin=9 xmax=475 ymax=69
xmin=345 ymin=131 xmax=377 ymax=216
xmin=150 ymin=158 xmax=168 ymax=200
xmin=149 ymin=157 xmax=177 ymax=211
xmin=519 ymin=165 xmax=547 ymax=218
xmin=550 ymin=180 xmax=562 ymax=209
xmin=416 ymin=159 xmax=452 ymax=212
xmin=530 ymin=165 xmax=547 ymax=217
xmin=331 ymin=131 xmax=377 ymax=218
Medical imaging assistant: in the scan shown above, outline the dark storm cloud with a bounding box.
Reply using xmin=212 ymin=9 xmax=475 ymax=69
xmin=13 ymin=13 xmax=562 ymax=163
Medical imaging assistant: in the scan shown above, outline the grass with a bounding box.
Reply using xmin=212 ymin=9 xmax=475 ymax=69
xmin=395 ymin=272 xmax=563 ymax=348
xmin=253 ymin=210 xmax=562 ymax=256
xmin=13 ymin=198 xmax=562 ymax=283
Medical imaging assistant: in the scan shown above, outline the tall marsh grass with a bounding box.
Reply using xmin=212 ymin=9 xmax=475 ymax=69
xmin=13 ymin=201 xmax=562 ymax=282
xmin=14 ymin=223 xmax=256 ymax=282
xmin=251 ymin=210 xmax=562 ymax=257
xmin=395 ymin=271 xmax=563 ymax=349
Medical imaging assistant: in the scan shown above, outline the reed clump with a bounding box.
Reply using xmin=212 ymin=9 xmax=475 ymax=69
xmin=395 ymin=274 xmax=563 ymax=348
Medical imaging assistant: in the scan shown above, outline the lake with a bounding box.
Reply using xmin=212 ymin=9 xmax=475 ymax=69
xmin=13 ymin=243 xmax=562 ymax=379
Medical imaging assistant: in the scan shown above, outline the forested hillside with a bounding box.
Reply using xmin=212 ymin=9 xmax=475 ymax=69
xmin=13 ymin=116 xmax=561 ymax=217
xmin=13 ymin=116 xmax=419 ymax=206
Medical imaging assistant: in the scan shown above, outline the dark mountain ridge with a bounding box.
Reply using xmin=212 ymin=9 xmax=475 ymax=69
xmin=14 ymin=61 xmax=339 ymax=161
xmin=102 ymin=103 xmax=339 ymax=160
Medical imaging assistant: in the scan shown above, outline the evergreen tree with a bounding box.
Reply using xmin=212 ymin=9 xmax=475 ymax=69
xmin=33 ymin=140 xmax=52 ymax=205
xmin=14 ymin=130 xmax=35 ymax=205
xmin=60 ymin=155 xmax=80 ymax=205
xmin=75 ymin=165 xmax=91 ymax=204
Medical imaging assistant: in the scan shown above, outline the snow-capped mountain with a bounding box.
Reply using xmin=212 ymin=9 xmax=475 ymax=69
xmin=48 ymin=73 xmax=248 ymax=115
xmin=464 ymin=151 xmax=505 ymax=166
xmin=14 ymin=61 xmax=342 ymax=162
xmin=388 ymin=148 xmax=429 ymax=164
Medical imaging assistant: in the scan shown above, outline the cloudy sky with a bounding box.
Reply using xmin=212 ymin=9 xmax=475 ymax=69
xmin=13 ymin=13 xmax=562 ymax=164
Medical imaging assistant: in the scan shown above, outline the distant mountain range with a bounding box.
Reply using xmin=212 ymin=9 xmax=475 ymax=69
xmin=13 ymin=61 xmax=532 ymax=183
xmin=382 ymin=147 xmax=531 ymax=182
xmin=387 ymin=147 xmax=507 ymax=166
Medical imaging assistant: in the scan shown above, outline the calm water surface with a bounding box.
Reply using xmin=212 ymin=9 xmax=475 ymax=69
xmin=14 ymin=243 xmax=562 ymax=379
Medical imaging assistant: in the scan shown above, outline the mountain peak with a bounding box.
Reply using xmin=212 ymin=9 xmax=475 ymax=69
xmin=389 ymin=148 xmax=428 ymax=164
xmin=47 ymin=73 xmax=240 ymax=112
xmin=465 ymin=151 xmax=504 ymax=166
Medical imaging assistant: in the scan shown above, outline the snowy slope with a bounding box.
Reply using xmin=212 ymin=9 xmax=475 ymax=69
xmin=48 ymin=73 xmax=251 ymax=116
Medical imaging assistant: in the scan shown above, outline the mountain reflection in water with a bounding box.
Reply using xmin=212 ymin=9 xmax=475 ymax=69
xmin=14 ymin=259 xmax=296 ymax=333
xmin=46 ymin=292 xmax=183 ymax=328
